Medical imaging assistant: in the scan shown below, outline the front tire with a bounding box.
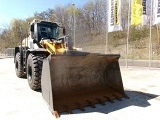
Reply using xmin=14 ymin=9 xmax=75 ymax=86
xmin=27 ymin=54 xmax=43 ymax=90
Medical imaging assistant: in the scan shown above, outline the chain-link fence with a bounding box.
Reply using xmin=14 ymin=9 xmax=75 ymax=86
xmin=0 ymin=48 xmax=15 ymax=58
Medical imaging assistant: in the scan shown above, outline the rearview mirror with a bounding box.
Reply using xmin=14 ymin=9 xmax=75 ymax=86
xmin=30 ymin=25 xmax=34 ymax=32
xmin=63 ymin=28 xmax=66 ymax=35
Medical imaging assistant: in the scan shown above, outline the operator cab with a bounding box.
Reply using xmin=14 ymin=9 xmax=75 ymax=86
xmin=37 ymin=23 xmax=58 ymax=41
xmin=30 ymin=19 xmax=65 ymax=42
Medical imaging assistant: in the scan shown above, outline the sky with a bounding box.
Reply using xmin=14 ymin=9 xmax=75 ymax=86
xmin=0 ymin=0 xmax=88 ymax=28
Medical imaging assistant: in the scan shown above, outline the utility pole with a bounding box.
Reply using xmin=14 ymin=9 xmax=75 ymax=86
xmin=72 ymin=3 xmax=76 ymax=47
xmin=126 ymin=0 xmax=131 ymax=68
xmin=105 ymin=0 xmax=108 ymax=54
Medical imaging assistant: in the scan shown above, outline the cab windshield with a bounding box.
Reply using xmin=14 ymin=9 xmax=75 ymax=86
xmin=37 ymin=23 xmax=58 ymax=40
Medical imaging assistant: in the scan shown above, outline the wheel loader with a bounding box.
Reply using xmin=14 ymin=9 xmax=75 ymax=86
xmin=14 ymin=19 xmax=128 ymax=118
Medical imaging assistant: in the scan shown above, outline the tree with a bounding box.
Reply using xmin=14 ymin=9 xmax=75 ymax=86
xmin=10 ymin=19 xmax=28 ymax=42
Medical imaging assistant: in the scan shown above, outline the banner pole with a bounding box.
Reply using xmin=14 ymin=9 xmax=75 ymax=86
xmin=157 ymin=24 xmax=160 ymax=44
xmin=149 ymin=0 xmax=153 ymax=69
xmin=126 ymin=0 xmax=131 ymax=68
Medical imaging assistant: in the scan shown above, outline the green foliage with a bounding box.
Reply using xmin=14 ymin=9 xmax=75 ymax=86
xmin=109 ymin=31 xmax=126 ymax=41
xmin=10 ymin=19 xmax=29 ymax=40
xmin=129 ymin=26 xmax=150 ymax=42
xmin=66 ymin=6 xmax=79 ymax=16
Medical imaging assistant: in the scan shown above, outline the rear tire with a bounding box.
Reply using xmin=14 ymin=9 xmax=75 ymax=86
xmin=15 ymin=52 xmax=26 ymax=78
xmin=27 ymin=54 xmax=43 ymax=90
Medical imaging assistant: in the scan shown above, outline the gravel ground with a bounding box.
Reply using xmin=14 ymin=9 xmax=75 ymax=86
xmin=0 ymin=58 xmax=159 ymax=120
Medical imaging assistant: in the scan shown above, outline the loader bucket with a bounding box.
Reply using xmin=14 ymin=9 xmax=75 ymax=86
xmin=41 ymin=53 xmax=128 ymax=117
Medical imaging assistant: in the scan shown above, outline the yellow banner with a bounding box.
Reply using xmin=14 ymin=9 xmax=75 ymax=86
xmin=131 ymin=0 xmax=142 ymax=26
xmin=114 ymin=0 xmax=119 ymax=25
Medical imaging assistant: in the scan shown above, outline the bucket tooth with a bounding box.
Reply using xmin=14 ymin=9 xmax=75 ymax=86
xmin=123 ymin=94 xmax=129 ymax=99
xmin=63 ymin=105 xmax=72 ymax=114
xmin=86 ymin=100 xmax=96 ymax=108
xmin=117 ymin=97 xmax=122 ymax=101
xmin=95 ymin=98 xmax=106 ymax=105
xmin=104 ymin=96 xmax=114 ymax=103
xmin=52 ymin=111 xmax=59 ymax=118
xmin=75 ymin=102 xmax=85 ymax=111
xmin=112 ymin=94 xmax=122 ymax=101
